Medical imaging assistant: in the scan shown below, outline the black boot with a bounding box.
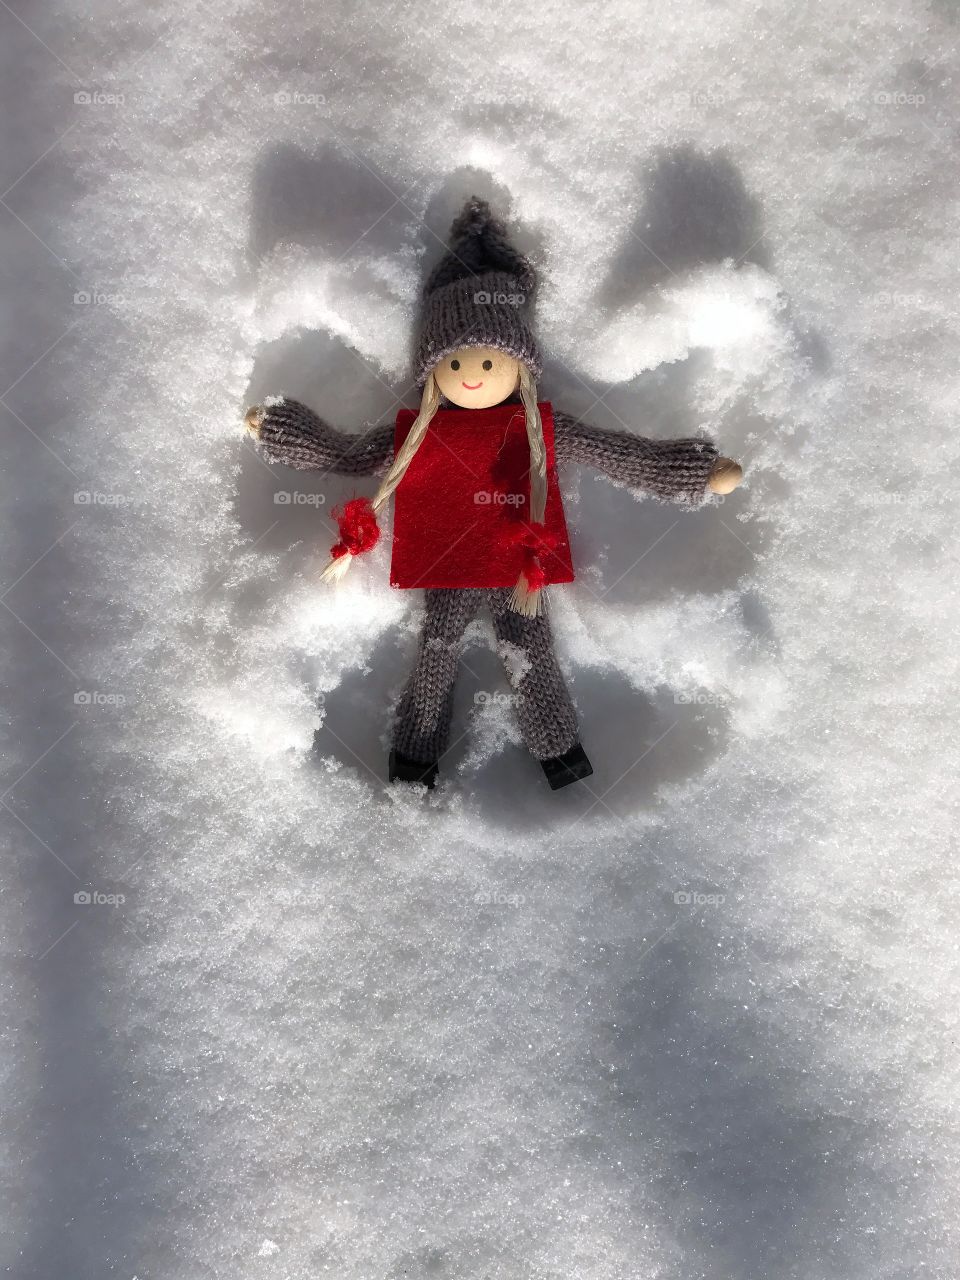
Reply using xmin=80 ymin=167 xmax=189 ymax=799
xmin=540 ymin=742 xmax=593 ymax=790
xmin=388 ymin=749 xmax=439 ymax=789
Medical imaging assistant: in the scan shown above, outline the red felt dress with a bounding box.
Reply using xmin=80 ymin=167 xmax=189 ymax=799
xmin=389 ymin=401 xmax=575 ymax=591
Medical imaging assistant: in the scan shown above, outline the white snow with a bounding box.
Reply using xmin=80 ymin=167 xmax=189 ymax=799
xmin=2 ymin=2 xmax=960 ymax=1278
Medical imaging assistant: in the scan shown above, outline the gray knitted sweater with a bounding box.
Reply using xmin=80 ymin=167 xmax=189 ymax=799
xmin=252 ymin=399 xmax=718 ymax=504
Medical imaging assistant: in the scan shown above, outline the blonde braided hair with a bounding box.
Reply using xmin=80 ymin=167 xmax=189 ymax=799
xmin=319 ymin=373 xmax=441 ymax=584
xmin=507 ymin=363 xmax=548 ymax=617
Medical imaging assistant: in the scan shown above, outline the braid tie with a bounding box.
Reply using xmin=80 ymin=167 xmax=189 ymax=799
xmin=329 ymin=497 xmax=380 ymax=560
xmin=507 ymin=523 xmax=560 ymax=594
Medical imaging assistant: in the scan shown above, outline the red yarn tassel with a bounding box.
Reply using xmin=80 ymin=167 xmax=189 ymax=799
xmin=329 ymin=497 xmax=380 ymax=561
xmin=505 ymin=522 xmax=560 ymax=614
xmin=507 ymin=522 xmax=559 ymax=587
xmin=523 ymin=556 xmax=549 ymax=592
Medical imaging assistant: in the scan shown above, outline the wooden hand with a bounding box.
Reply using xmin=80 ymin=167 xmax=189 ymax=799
xmin=708 ymin=457 xmax=743 ymax=495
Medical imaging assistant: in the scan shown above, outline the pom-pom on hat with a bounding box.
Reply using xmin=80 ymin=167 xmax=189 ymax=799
xmin=414 ymin=197 xmax=543 ymax=384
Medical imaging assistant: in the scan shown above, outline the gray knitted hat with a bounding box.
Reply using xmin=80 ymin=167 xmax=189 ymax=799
xmin=414 ymin=197 xmax=542 ymax=384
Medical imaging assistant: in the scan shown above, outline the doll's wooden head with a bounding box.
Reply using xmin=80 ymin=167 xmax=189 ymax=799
xmin=432 ymin=345 xmax=521 ymax=409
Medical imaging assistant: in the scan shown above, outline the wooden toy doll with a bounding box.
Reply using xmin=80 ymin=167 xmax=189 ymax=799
xmin=244 ymin=198 xmax=742 ymax=790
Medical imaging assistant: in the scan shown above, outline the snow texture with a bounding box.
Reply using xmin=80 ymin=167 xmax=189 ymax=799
xmin=1 ymin=2 xmax=959 ymax=1278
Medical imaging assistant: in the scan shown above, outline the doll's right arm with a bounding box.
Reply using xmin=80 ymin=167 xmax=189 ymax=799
xmin=244 ymin=398 xmax=394 ymax=475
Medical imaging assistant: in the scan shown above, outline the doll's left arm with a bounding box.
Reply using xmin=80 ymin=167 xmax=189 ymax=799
xmin=553 ymin=410 xmax=741 ymax=504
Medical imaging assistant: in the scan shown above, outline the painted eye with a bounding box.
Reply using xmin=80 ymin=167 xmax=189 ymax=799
xmin=482 ymin=359 xmax=493 ymax=371
xmin=450 ymin=359 xmax=461 ymax=371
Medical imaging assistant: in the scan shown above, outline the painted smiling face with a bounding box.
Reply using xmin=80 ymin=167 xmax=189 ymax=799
xmin=432 ymin=345 xmax=521 ymax=409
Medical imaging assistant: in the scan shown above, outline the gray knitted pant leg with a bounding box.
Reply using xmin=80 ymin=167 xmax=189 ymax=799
xmin=392 ymin=588 xmax=483 ymax=763
xmin=487 ymin=588 xmax=580 ymax=760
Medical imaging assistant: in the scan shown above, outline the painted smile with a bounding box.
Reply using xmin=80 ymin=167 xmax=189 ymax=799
xmin=461 ymin=380 xmax=483 ymax=390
